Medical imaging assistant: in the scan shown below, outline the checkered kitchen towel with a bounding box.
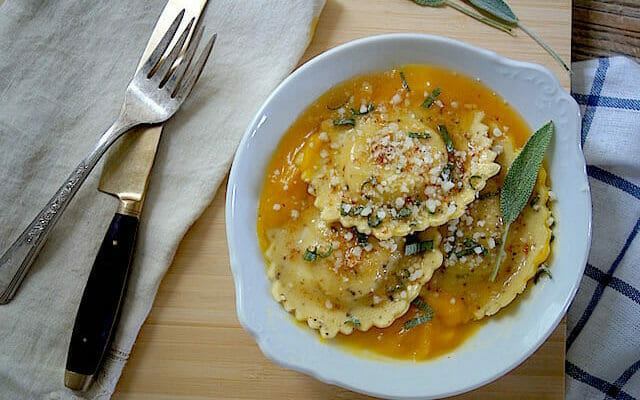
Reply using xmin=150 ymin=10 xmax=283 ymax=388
xmin=567 ymin=56 xmax=640 ymax=399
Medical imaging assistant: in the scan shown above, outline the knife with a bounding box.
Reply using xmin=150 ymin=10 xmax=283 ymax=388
xmin=64 ymin=0 xmax=208 ymax=391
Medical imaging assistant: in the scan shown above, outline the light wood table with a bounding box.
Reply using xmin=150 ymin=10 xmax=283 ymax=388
xmin=114 ymin=0 xmax=571 ymax=398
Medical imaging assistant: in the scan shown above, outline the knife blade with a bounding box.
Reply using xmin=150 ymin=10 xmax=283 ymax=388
xmin=64 ymin=0 xmax=208 ymax=391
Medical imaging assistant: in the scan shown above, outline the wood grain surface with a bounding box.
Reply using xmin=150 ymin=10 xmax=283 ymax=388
xmin=114 ymin=1 xmax=571 ymax=398
xmin=573 ymin=0 xmax=640 ymax=61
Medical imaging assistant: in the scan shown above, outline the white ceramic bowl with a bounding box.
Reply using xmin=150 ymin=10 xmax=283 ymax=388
xmin=226 ymin=34 xmax=591 ymax=399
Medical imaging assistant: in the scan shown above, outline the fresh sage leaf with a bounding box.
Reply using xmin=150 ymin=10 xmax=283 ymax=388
xmin=413 ymin=0 xmax=445 ymax=5
xmin=467 ymin=0 xmax=517 ymax=24
xmin=490 ymin=121 xmax=553 ymax=281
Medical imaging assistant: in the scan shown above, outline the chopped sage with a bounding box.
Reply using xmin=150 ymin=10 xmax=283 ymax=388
xmin=368 ymin=213 xmax=382 ymax=227
xmin=333 ymin=118 xmax=355 ymax=127
xmin=408 ymin=131 xmax=431 ymax=139
xmin=438 ymin=124 xmax=454 ymax=154
xmin=400 ymin=71 xmax=411 ymax=92
xmin=344 ymin=315 xmax=361 ymax=328
xmin=405 ymin=240 xmax=434 ymax=256
xmin=421 ymin=87 xmax=441 ymax=108
xmin=303 ymin=244 xmax=333 ymax=262
xmin=398 ymin=207 xmax=412 ymax=218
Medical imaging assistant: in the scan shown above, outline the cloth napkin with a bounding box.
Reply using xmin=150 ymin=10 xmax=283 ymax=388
xmin=567 ymin=56 xmax=640 ymax=399
xmin=0 ymin=0 xmax=324 ymax=398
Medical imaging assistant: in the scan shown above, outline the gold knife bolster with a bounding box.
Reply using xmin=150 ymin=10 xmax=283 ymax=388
xmin=116 ymin=198 xmax=144 ymax=218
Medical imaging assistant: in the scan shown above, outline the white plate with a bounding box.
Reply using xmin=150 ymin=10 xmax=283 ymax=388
xmin=226 ymin=34 xmax=591 ymax=399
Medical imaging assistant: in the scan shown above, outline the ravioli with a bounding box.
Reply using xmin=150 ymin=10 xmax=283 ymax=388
xmin=422 ymin=136 xmax=552 ymax=320
xmin=298 ymin=108 xmax=500 ymax=240
xmin=265 ymin=207 xmax=443 ymax=338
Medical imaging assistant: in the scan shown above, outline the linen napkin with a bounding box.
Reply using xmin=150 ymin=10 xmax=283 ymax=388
xmin=567 ymin=56 xmax=640 ymax=399
xmin=0 ymin=0 xmax=324 ymax=398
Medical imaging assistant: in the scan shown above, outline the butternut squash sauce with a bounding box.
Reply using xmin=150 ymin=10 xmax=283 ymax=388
xmin=258 ymin=65 xmax=535 ymax=361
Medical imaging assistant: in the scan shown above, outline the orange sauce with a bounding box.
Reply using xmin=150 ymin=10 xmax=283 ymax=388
xmin=257 ymin=65 xmax=532 ymax=361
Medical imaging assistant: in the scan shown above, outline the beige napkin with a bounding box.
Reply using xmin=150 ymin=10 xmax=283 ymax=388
xmin=0 ymin=0 xmax=324 ymax=398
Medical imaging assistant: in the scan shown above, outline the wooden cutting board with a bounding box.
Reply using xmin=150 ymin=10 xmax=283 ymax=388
xmin=114 ymin=0 xmax=570 ymax=398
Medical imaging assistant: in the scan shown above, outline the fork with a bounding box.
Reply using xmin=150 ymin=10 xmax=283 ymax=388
xmin=0 ymin=10 xmax=216 ymax=304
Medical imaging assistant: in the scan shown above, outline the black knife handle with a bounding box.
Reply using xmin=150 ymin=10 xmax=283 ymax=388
xmin=65 ymin=213 xmax=138 ymax=390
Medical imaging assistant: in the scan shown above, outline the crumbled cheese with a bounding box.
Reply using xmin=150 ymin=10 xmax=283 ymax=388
xmin=364 ymin=243 xmax=374 ymax=252
xmin=549 ymin=190 xmax=557 ymax=201
xmin=444 ymin=242 xmax=453 ymax=253
xmin=492 ymin=127 xmax=503 ymax=137
xmin=273 ymin=203 xmax=281 ymax=211
xmin=325 ymin=300 xmax=333 ymax=309
xmin=318 ymin=131 xmax=329 ymax=141
xmin=450 ymin=297 xmax=456 ymax=304
xmin=533 ymin=204 xmax=541 ymax=211
xmin=473 ymin=232 xmax=482 ymax=241
xmin=395 ymin=197 xmax=405 ymax=209
xmin=425 ymin=199 xmax=437 ymax=213
xmin=373 ymin=295 xmax=382 ymax=305
xmin=344 ymin=231 xmax=354 ymax=241
xmin=435 ymin=99 xmax=444 ymax=108
xmin=442 ymin=180 xmax=455 ymax=192
xmin=451 ymin=101 xmax=458 ymax=108
xmin=376 ymin=209 xmax=387 ymax=219
xmin=400 ymin=290 xmax=408 ymax=299
xmin=473 ymin=246 xmax=483 ymax=255
xmin=351 ymin=246 xmax=362 ymax=258
xmin=361 ymin=205 xmax=373 ymax=216
xmin=409 ymin=269 xmax=424 ymax=281
xmin=488 ymin=237 xmax=496 ymax=249
xmin=320 ymin=149 xmax=328 ymax=158
xmin=477 ymin=220 xmax=486 ymax=227
xmin=492 ymin=145 xmax=503 ymax=155
xmin=390 ymin=93 xmax=402 ymax=105
xmin=456 ymin=230 xmax=464 ymax=238
xmin=291 ymin=209 xmax=299 ymax=219
xmin=547 ymin=217 xmax=555 ymax=227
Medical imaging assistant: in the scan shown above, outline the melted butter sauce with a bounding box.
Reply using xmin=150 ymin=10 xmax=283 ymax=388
xmin=258 ymin=65 xmax=532 ymax=361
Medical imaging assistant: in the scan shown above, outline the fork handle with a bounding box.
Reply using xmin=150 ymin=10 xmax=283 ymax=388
xmin=65 ymin=212 xmax=138 ymax=391
xmin=0 ymin=113 xmax=138 ymax=304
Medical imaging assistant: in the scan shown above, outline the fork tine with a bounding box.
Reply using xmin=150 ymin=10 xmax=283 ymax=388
xmin=141 ymin=9 xmax=185 ymax=77
xmin=165 ymin=24 xmax=204 ymax=95
xmin=155 ymin=18 xmax=194 ymax=85
xmin=174 ymin=33 xmax=216 ymax=99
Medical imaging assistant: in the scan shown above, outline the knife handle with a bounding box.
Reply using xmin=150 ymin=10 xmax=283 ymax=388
xmin=65 ymin=212 xmax=138 ymax=391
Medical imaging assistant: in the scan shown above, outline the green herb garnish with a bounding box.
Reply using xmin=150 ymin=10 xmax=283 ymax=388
xmin=344 ymin=315 xmax=361 ymax=328
xmin=469 ymin=175 xmax=482 ymax=190
xmin=398 ymin=207 xmax=412 ymax=218
xmin=403 ymin=297 xmax=434 ymax=330
xmin=333 ymin=118 xmax=355 ymax=127
xmin=340 ymin=202 xmax=364 ymax=217
xmin=368 ymin=213 xmax=382 ymax=227
xmin=421 ymin=87 xmax=441 ymax=108
xmin=534 ymin=264 xmax=553 ymax=284
xmin=351 ymin=103 xmax=375 ymax=116
xmin=400 ymin=71 xmax=411 ymax=92
xmin=438 ymin=124 xmax=454 ymax=153
xmin=441 ymin=162 xmax=453 ymax=181
xmin=355 ymin=230 xmax=369 ymax=246
xmin=405 ymin=240 xmax=434 ymax=256
xmin=491 ymin=121 xmax=554 ymax=281
xmin=303 ymin=244 xmax=334 ymax=262
xmin=408 ymin=131 xmax=431 ymax=139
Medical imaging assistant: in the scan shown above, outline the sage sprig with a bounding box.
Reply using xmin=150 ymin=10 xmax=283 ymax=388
xmin=412 ymin=0 xmax=513 ymax=35
xmin=411 ymin=0 xmax=570 ymax=73
xmin=490 ymin=121 xmax=553 ymax=281
xmin=466 ymin=0 xmax=570 ymax=73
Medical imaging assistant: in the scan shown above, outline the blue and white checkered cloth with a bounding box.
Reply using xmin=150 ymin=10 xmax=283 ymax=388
xmin=567 ymin=56 xmax=640 ymax=399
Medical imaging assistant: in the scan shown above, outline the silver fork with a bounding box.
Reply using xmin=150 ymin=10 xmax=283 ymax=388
xmin=0 ymin=10 xmax=216 ymax=304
